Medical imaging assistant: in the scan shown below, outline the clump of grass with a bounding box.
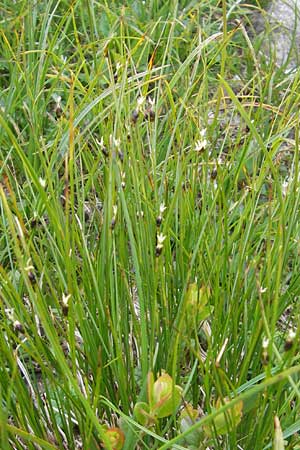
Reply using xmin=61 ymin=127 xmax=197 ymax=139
xmin=1 ymin=0 xmax=300 ymax=449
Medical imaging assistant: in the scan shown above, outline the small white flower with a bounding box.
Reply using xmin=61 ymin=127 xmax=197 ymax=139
xmin=200 ymin=128 xmax=207 ymax=138
xmin=159 ymin=203 xmax=167 ymax=215
xmin=195 ymin=138 xmax=207 ymax=152
xmin=282 ymin=180 xmax=289 ymax=197
xmin=157 ymin=233 xmax=166 ymax=246
xmin=288 ymin=329 xmax=296 ymax=340
xmin=262 ymin=337 xmax=269 ymax=349
xmin=98 ymin=136 xmax=105 ymax=148
xmin=136 ymin=210 xmax=144 ymax=219
xmin=112 ymin=205 xmax=118 ymax=217
xmin=156 ymin=232 xmax=166 ymax=256
xmin=137 ymin=96 xmax=146 ymax=108
xmin=217 ymin=155 xmax=225 ymax=165
xmin=148 ymin=97 xmax=155 ymax=107
xmin=5 ymin=308 xmax=15 ymax=321
xmin=62 ymin=293 xmax=71 ymax=307
xmin=121 ymin=172 xmax=126 ymax=188
xmin=39 ymin=177 xmax=46 ymax=188
xmin=113 ymin=137 xmax=121 ymax=148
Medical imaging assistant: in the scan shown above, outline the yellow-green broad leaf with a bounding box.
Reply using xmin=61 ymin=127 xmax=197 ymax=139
xmin=203 ymin=398 xmax=243 ymax=437
xmin=102 ymin=427 xmax=125 ymax=450
xmin=185 ymin=283 xmax=212 ymax=323
xmin=151 ymin=372 xmax=182 ymax=419
xmin=179 ymin=404 xmax=202 ymax=447
xmin=133 ymin=402 xmax=151 ymax=426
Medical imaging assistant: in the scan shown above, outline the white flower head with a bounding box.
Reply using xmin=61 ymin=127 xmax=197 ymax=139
xmin=262 ymin=337 xmax=269 ymax=349
xmin=62 ymin=293 xmax=71 ymax=307
xmin=98 ymin=136 xmax=105 ymax=148
xmin=148 ymin=97 xmax=155 ymax=107
xmin=156 ymin=232 xmax=166 ymax=256
xmin=157 ymin=232 xmax=166 ymax=246
xmin=52 ymin=94 xmax=61 ymax=104
xmin=121 ymin=172 xmax=126 ymax=188
xmin=137 ymin=96 xmax=146 ymax=109
xmin=113 ymin=137 xmax=121 ymax=148
xmin=288 ymin=329 xmax=296 ymax=340
xmin=259 ymin=286 xmax=267 ymax=294
xmin=5 ymin=308 xmax=14 ymax=321
xmin=39 ymin=177 xmax=46 ymax=188
xmin=159 ymin=203 xmax=167 ymax=215
xmin=195 ymin=138 xmax=207 ymax=152
xmin=282 ymin=180 xmax=289 ymax=197
xmin=217 ymin=155 xmax=225 ymax=165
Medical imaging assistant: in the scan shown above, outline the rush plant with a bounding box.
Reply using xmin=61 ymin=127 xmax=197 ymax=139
xmin=1 ymin=0 xmax=300 ymax=449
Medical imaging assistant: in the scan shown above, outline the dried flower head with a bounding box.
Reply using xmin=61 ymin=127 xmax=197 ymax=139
xmin=284 ymin=329 xmax=296 ymax=351
xmin=156 ymin=216 xmax=162 ymax=227
xmin=14 ymin=320 xmax=24 ymax=333
xmin=131 ymin=109 xmax=139 ymax=123
xmin=28 ymin=271 xmax=36 ymax=284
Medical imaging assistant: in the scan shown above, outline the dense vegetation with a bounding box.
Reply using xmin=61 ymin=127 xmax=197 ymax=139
xmin=1 ymin=0 xmax=300 ymax=448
